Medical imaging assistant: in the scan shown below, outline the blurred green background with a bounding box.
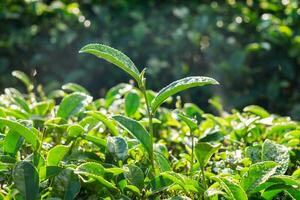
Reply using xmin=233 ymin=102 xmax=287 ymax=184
xmin=1 ymin=0 xmax=300 ymax=119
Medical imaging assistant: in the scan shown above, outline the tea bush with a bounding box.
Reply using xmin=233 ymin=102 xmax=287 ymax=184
xmin=0 ymin=44 xmax=299 ymax=199
xmin=1 ymin=0 xmax=300 ymax=119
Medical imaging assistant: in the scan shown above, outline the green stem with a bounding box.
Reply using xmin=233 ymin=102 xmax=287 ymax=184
xmin=190 ymin=130 xmax=194 ymax=176
xmin=141 ymin=88 xmax=155 ymax=175
xmin=200 ymin=166 xmax=208 ymax=200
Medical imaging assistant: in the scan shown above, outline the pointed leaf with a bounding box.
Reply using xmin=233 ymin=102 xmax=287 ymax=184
xmin=0 ymin=118 xmax=39 ymax=150
xmin=213 ymin=177 xmax=248 ymax=200
xmin=124 ymin=164 xmax=144 ymax=190
xmin=12 ymin=71 xmax=34 ymax=92
xmin=75 ymin=162 xmax=117 ymax=190
xmin=195 ymin=142 xmax=220 ymax=168
xmin=53 ymin=169 xmax=80 ymax=200
xmin=47 ymin=145 xmax=69 ymax=166
xmin=125 ymin=91 xmax=140 ymax=116
xmin=112 ymin=115 xmax=151 ymax=155
xmin=79 ymin=43 xmax=141 ymax=84
xmin=87 ymin=111 xmax=118 ymax=136
xmin=151 ymin=76 xmax=219 ymax=112
xmin=57 ymin=92 xmax=92 ymax=120
xmin=62 ymin=83 xmax=89 ymax=94
xmin=13 ymin=161 xmax=39 ymax=200
xmin=241 ymin=161 xmax=278 ymax=194
xmin=177 ymin=113 xmax=198 ymax=132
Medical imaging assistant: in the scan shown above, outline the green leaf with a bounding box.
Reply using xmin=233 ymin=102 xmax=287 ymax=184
xmin=195 ymin=142 xmax=220 ymax=168
xmin=47 ymin=145 xmax=69 ymax=166
xmin=79 ymin=43 xmax=141 ymax=84
xmin=0 ymin=118 xmax=39 ymax=150
xmin=75 ymin=162 xmax=117 ymax=190
xmin=83 ymin=135 xmax=107 ymax=147
xmin=151 ymin=76 xmax=219 ymax=112
xmin=124 ymin=164 xmax=144 ymax=190
xmin=177 ymin=113 xmax=198 ymax=132
xmin=241 ymin=161 xmax=278 ymax=194
xmin=87 ymin=111 xmax=118 ymax=136
xmin=112 ymin=115 xmax=151 ymax=155
xmin=243 ymin=105 xmax=270 ymax=118
xmin=12 ymin=71 xmax=34 ymax=92
xmin=213 ymin=177 xmax=248 ymax=200
xmin=147 ymin=175 xmax=173 ymax=193
xmin=39 ymin=166 xmax=63 ymax=181
xmin=57 ymin=92 xmax=92 ymax=120
xmin=13 ymin=161 xmax=39 ymax=200
xmin=67 ymin=124 xmax=85 ymax=138
xmin=107 ymin=136 xmax=128 ymax=161
xmin=262 ymin=139 xmax=289 ymax=174
xmin=3 ymin=130 xmax=24 ymax=155
xmin=155 ymin=152 xmax=171 ymax=172
xmin=52 ymin=169 xmax=80 ymax=200
xmin=62 ymin=83 xmax=90 ymax=94
xmin=125 ymin=91 xmax=140 ymax=116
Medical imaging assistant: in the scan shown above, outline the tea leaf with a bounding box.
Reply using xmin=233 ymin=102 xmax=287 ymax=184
xmin=0 ymin=118 xmax=39 ymax=150
xmin=213 ymin=177 xmax=248 ymax=200
xmin=87 ymin=111 xmax=118 ymax=136
xmin=125 ymin=91 xmax=140 ymax=116
xmin=47 ymin=145 xmax=69 ymax=166
xmin=243 ymin=105 xmax=270 ymax=118
xmin=53 ymin=169 xmax=81 ymax=200
xmin=13 ymin=161 xmax=39 ymax=200
xmin=62 ymin=83 xmax=89 ymax=94
xmin=57 ymin=92 xmax=92 ymax=120
xmin=107 ymin=136 xmax=128 ymax=161
xmin=75 ymin=162 xmax=117 ymax=190
xmin=241 ymin=161 xmax=278 ymax=194
xmin=124 ymin=164 xmax=144 ymax=190
xmin=12 ymin=70 xmax=34 ymax=92
xmin=262 ymin=139 xmax=289 ymax=175
xmin=177 ymin=113 xmax=198 ymax=132
xmin=155 ymin=152 xmax=171 ymax=172
xmin=3 ymin=130 xmax=23 ymax=155
xmin=147 ymin=175 xmax=174 ymax=193
xmin=112 ymin=115 xmax=151 ymax=155
xmin=79 ymin=43 xmax=141 ymax=84
xmin=151 ymin=76 xmax=219 ymax=112
xmin=195 ymin=142 xmax=220 ymax=168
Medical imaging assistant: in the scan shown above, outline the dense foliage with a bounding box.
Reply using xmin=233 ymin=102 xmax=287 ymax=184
xmin=1 ymin=0 xmax=300 ymax=119
xmin=0 ymin=44 xmax=299 ymax=199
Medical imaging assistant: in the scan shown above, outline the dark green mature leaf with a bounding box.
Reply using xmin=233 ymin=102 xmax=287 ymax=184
xmin=87 ymin=111 xmax=118 ymax=136
xmin=151 ymin=76 xmax=219 ymax=112
xmin=147 ymin=175 xmax=173 ymax=193
xmin=79 ymin=43 xmax=141 ymax=84
xmin=241 ymin=161 xmax=278 ymax=194
xmin=13 ymin=161 xmax=39 ymax=200
xmin=53 ymin=169 xmax=81 ymax=200
xmin=125 ymin=91 xmax=140 ymax=116
xmin=47 ymin=145 xmax=69 ymax=166
xmin=195 ymin=142 xmax=220 ymax=168
xmin=107 ymin=136 xmax=128 ymax=161
xmin=213 ymin=177 xmax=248 ymax=200
xmin=0 ymin=118 xmax=39 ymax=150
xmin=57 ymin=92 xmax=92 ymax=120
xmin=262 ymin=139 xmax=289 ymax=174
xmin=112 ymin=115 xmax=151 ymax=155
xmin=124 ymin=164 xmax=144 ymax=190
xmin=75 ymin=162 xmax=117 ymax=190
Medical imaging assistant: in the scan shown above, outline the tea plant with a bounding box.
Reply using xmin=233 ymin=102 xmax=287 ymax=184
xmin=0 ymin=44 xmax=299 ymax=200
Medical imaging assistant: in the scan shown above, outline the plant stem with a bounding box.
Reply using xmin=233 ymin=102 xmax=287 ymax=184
xmin=141 ymin=87 xmax=155 ymax=175
xmin=190 ymin=130 xmax=194 ymax=176
xmin=200 ymin=166 xmax=208 ymax=200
